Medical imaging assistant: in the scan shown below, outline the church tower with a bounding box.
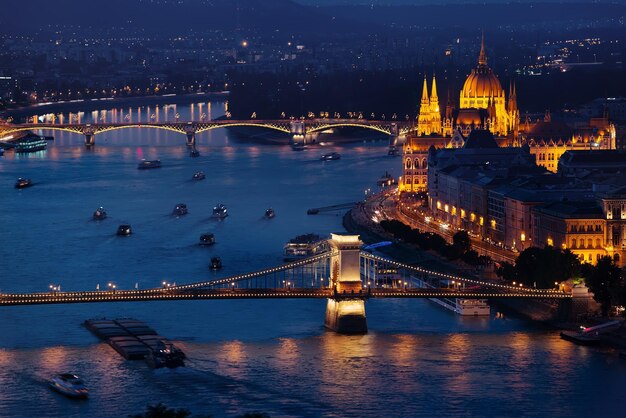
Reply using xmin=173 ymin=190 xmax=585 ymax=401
xmin=417 ymin=75 xmax=431 ymax=135
xmin=429 ymin=75 xmax=442 ymax=135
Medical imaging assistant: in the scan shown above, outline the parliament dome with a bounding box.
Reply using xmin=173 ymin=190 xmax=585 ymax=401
xmin=461 ymin=37 xmax=504 ymax=99
xmin=462 ymin=67 xmax=504 ymax=98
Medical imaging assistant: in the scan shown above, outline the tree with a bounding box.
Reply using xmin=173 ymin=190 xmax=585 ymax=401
xmin=452 ymin=231 xmax=471 ymax=254
xmin=496 ymin=261 xmax=517 ymax=282
xmin=514 ymin=246 xmax=581 ymax=288
xmin=586 ymin=256 xmax=623 ymax=316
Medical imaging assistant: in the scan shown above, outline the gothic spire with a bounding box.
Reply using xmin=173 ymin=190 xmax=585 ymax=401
xmin=421 ymin=75 xmax=430 ymax=106
xmin=430 ymin=74 xmax=438 ymax=102
xmin=478 ymin=32 xmax=487 ymax=66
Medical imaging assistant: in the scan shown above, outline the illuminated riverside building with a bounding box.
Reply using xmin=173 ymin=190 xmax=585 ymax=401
xmin=399 ymin=39 xmax=616 ymax=194
xmin=425 ymin=131 xmax=626 ymax=266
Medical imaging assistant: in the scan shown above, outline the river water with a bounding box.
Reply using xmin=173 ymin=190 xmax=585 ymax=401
xmin=1 ymin=100 xmax=625 ymax=417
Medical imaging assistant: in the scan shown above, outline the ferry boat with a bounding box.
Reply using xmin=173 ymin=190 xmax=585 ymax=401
xmin=145 ymin=341 xmax=186 ymax=369
xmin=199 ymin=233 xmax=215 ymax=246
xmin=137 ymin=159 xmax=161 ymax=170
xmin=15 ymin=136 xmax=47 ymax=153
xmin=212 ymin=203 xmax=228 ymax=219
xmin=14 ymin=178 xmax=32 ymax=189
xmin=49 ymin=374 xmax=89 ymax=398
xmin=193 ymin=171 xmax=205 ymax=180
xmin=413 ymin=276 xmax=490 ymax=316
xmin=321 ymin=152 xmax=341 ymax=161
xmin=264 ymin=208 xmax=275 ymax=219
xmin=93 ymin=207 xmax=107 ymax=220
xmin=116 ymin=224 xmax=132 ymax=236
xmin=210 ymin=257 xmax=222 ymax=270
xmin=173 ymin=203 xmax=188 ymax=216
xmin=283 ymin=234 xmax=329 ymax=261
xmin=190 ymin=149 xmax=200 ymax=158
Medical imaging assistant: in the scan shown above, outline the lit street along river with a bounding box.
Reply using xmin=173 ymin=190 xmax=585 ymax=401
xmin=1 ymin=100 xmax=625 ymax=417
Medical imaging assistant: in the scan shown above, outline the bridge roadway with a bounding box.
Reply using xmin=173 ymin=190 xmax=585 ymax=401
xmin=0 ymin=287 xmax=571 ymax=306
xmin=0 ymin=118 xmax=410 ymax=138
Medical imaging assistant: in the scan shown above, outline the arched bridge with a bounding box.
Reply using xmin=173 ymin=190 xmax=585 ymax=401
xmin=1 ymin=119 xmax=412 ymax=147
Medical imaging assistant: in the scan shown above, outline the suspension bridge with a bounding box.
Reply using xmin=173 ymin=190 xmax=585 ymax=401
xmin=0 ymin=234 xmax=570 ymax=334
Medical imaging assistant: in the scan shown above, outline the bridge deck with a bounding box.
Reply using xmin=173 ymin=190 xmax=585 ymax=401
xmin=0 ymin=288 xmax=570 ymax=306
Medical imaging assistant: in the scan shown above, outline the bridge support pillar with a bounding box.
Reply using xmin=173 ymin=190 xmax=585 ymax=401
xmin=186 ymin=131 xmax=196 ymax=146
xmin=290 ymin=120 xmax=306 ymax=146
xmin=84 ymin=133 xmax=95 ymax=147
xmin=325 ymin=233 xmax=367 ymax=334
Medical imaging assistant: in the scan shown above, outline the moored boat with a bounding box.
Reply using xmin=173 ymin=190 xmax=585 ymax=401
xmin=93 ymin=207 xmax=107 ymax=220
xmin=283 ymin=234 xmax=329 ymax=261
xmin=49 ymin=374 xmax=89 ymax=399
xmin=137 ymin=159 xmax=161 ymax=170
xmin=377 ymin=171 xmax=396 ymax=187
xmin=212 ymin=203 xmax=228 ymax=219
xmin=15 ymin=136 xmax=47 ymax=153
xmin=14 ymin=178 xmax=32 ymax=189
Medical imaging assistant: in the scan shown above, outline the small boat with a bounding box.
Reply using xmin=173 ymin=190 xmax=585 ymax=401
xmin=190 ymin=149 xmax=200 ymax=158
xmin=137 ymin=159 xmax=161 ymax=170
xmin=15 ymin=178 xmax=32 ymax=189
xmin=264 ymin=208 xmax=275 ymax=219
xmin=173 ymin=203 xmax=188 ymax=216
xmin=377 ymin=171 xmax=396 ymax=187
xmin=93 ymin=207 xmax=107 ymax=220
xmin=210 ymin=257 xmax=222 ymax=270
xmin=49 ymin=374 xmax=89 ymax=398
xmin=193 ymin=171 xmax=205 ymax=180
xmin=212 ymin=203 xmax=228 ymax=219
xmin=199 ymin=233 xmax=215 ymax=246
xmin=0 ymin=148 xmax=4 ymax=156
xmin=291 ymin=143 xmax=307 ymax=151
xmin=116 ymin=224 xmax=132 ymax=236
xmin=145 ymin=341 xmax=186 ymax=369
xmin=321 ymin=152 xmax=341 ymax=161
xmin=388 ymin=146 xmax=399 ymax=156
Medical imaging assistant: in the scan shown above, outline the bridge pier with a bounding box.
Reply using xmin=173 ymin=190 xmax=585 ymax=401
xmin=84 ymin=133 xmax=95 ymax=147
xmin=325 ymin=234 xmax=367 ymax=334
xmin=185 ymin=131 xmax=196 ymax=146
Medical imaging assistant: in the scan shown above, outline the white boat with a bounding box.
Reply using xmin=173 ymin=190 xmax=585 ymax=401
xmin=49 ymin=374 xmax=89 ymax=398
xmin=321 ymin=152 xmax=341 ymax=161
xmin=412 ymin=276 xmax=490 ymax=316
xmin=283 ymin=234 xmax=328 ymax=261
